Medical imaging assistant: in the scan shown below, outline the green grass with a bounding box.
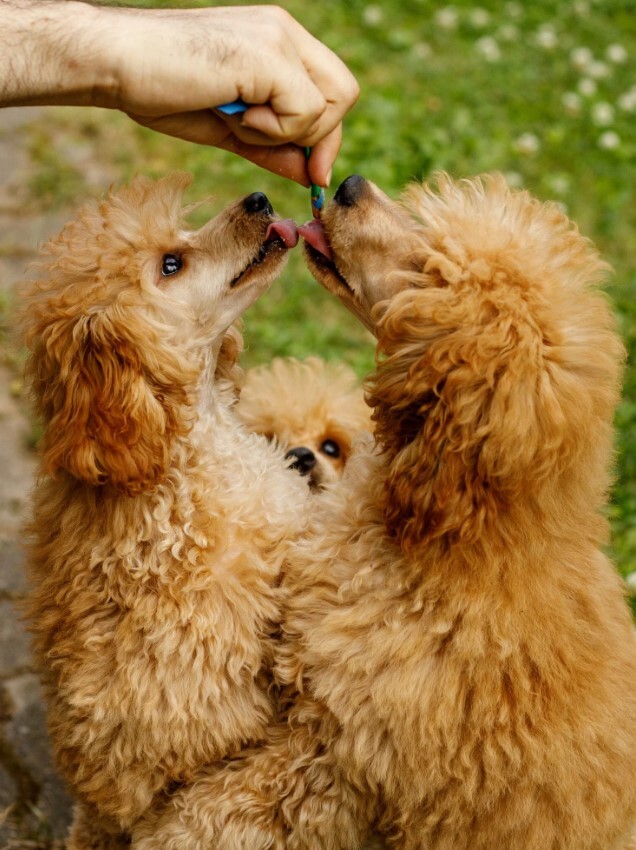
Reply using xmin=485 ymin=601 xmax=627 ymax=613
xmin=25 ymin=0 xmax=635 ymax=597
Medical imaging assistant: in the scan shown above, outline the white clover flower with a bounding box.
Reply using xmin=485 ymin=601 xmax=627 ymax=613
xmin=561 ymin=91 xmax=582 ymax=115
xmin=434 ymin=6 xmax=458 ymax=30
xmin=598 ymin=131 xmax=620 ymax=150
xmin=626 ymin=571 xmax=636 ymax=594
xmin=549 ymin=175 xmax=570 ymax=195
xmin=498 ymin=24 xmax=519 ymax=42
xmin=469 ymin=7 xmax=490 ymax=27
xmin=412 ymin=42 xmax=432 ymax=59
xmin=515 ymin=132 xmax=540 ymax=155
xmin=570 ymin=46 xmax=593 ymax=71
xmin=592 ymin=102 xmax=615 ymax=126
xmin=618 ymin=88 xmax=636 ymax=113
xmin=606 ymin=44 xmax=628 ymax=64
xmin=588 ymin=60 xmax=611 ymax=80
xmin=504 ymin=171 xmax=523 ymax=189
xmin=363 ymin=5 xmax=383 ymax=26
xmin=535 ymin=25 xmax=558 ymax=49
xmin=475 ymin=36 xmax=501 ymax=62
xmin=577 ymin=77 xmax=597 ymax=97
xmin=505 ymin=2 xmax=523 ymax=18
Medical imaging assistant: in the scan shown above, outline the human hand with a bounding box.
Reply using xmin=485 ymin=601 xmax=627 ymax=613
xmin=1 ymin=1 xmax=358 ymax=186
xmin=93 ymin=4 xmax=360 ymax=186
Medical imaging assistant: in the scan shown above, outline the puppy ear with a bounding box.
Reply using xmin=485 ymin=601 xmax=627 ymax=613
xmin=29 ymin=308 xmax=193 ymax=496
xmin=369 ymin=271 xmax=621 ymax=552
xmin=369 ymin=287 xmax=500 ymax=549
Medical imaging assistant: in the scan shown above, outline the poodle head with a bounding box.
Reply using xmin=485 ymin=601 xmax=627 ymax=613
xmin=235 ymin=356 xmax=371 ymax=488
xmin=301 ymin=173 xmax=624 ymax=551
xmin=19 ymin=174 xmax=298 ymax=495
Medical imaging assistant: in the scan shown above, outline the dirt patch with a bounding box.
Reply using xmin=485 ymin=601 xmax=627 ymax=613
xmin=0 ymin=106 xmax=118 ymax=850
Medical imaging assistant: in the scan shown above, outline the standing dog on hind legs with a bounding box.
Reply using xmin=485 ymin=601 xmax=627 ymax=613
xmin=18 ymin=174 xmax=309 ymax=850
xmin=133 ymin=173 xmax=636 ymax=850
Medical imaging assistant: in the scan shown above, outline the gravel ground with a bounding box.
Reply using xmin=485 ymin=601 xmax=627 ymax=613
xmin=0 ymin=107 xmax=78 ymax=850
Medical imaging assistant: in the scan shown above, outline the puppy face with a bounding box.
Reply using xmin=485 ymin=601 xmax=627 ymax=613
xmin=159 ymin=189 xmax=298 ymax=340
xmin=300 ymin=174 xmax=623 ymax=550
xmin=96 ymin=178 xmax=297 ymax=342
xmin=236 ymin=357 xmax=371 ymax=489
xmin=299 ymin=175 xmax=421 ymax=334
xmin=19 ymin=174 xmax=298 ymax=494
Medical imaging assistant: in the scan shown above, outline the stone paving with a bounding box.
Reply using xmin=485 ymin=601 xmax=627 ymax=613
xmin=0 ymin=107 xmax=74 ymax=850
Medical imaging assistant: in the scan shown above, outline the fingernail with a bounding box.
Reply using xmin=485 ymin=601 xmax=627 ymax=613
xmin=325 ymin=168 xmax=333 ymax=187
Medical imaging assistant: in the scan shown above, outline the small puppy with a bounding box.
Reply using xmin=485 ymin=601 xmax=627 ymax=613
xmin=236 ymin=356 xmax=371 ymax=488
xmin=18 ymin=175 xmax=308 ymax=850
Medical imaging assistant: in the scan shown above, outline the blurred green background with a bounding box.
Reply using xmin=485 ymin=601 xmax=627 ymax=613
xmin=25 ymin=0 xmax=636 ymax=593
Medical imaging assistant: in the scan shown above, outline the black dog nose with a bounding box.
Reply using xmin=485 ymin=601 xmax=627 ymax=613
xmin=243 ymin=192 xmax=273 ymax=215
xmin=285 ymin=447 xmax=317 ymax=476
xmin=333 ymin=174 xmax=367 ymax=207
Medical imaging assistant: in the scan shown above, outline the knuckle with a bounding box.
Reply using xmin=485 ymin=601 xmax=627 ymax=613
xmin=331 ymin=75 xmax=360 ymax=111
xmin=306 ymin=92 xmax=328 ymax=123
xmin=346 ymin=77 xmax=361 ymax=106
xmin=278 ymin=94 xmax=326 ymax=140
xmin=299 ymin=116 xmax=331 ymax=148
xmin=263 ymin=5 xmax=293 ymax=33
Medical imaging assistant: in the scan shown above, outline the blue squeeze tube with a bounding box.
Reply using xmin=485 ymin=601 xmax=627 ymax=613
xmin=217 ymin=99 xmax=325 ymax=219
xmin=216 ymin=98 xmax=250 ymax=116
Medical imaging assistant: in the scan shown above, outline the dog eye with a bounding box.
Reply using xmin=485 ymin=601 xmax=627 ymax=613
xmin=320 ymin=439 xmax=340 ymax=458
xmin=161 ymin=254 xmax=183 ymax=276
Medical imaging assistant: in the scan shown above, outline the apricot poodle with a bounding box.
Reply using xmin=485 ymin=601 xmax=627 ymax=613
xmin=18 ymin=174 xmax=309 ymax=849
xmin=134 ymin=174 xmax=636 ymax=850
xmin=236 ymin=356 xmax=371 ymax=488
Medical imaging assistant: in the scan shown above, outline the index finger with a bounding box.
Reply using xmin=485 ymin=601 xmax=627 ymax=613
xmin=217 ymin=135 xmax=311 ymax=185
xmin=127 ymin=109 xmax=311 ymax=185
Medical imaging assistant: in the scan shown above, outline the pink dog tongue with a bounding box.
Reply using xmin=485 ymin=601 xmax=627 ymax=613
xmin=265 ymin=219 xmax=299 ymax=249
xmin=298 ymin=219 xmax=333 ymax=260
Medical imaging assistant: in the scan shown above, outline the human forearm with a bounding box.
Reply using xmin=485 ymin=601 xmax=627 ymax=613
xmin=0 ymin=0 xmax=359 ymax=185
xmin=0 ymin=0 xmax=116 ymax=108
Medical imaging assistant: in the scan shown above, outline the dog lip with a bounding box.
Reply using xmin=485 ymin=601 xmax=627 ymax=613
xmin=229 ymin=219 xmax=297 ymax=288
xmin=298 ymin=219 xmax=333 ymax=260
xmin=265 ymin=219 xmax=299 ymax=249
xmin=303 ymin=243 xmax=354 ymax=296
xmin=299 ymin=219 xmax=355 ymax=295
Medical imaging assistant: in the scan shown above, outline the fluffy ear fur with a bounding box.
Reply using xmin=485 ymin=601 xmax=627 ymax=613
xmin=27 ymin=307 xmax=194 ymax=495
xmin=19 ymin=174 xmax=198 ymax=496
xmin=367 ymin=175 xmax=624 ymax=552
xmin=215 ymin=321 xmax=245 ymax=401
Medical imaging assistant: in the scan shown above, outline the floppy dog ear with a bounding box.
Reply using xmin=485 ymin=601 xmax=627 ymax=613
xmin=29 ymin=308 xmax=193 ymax=496
xmin=368 ymin=269 xmax=621 ymax=552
